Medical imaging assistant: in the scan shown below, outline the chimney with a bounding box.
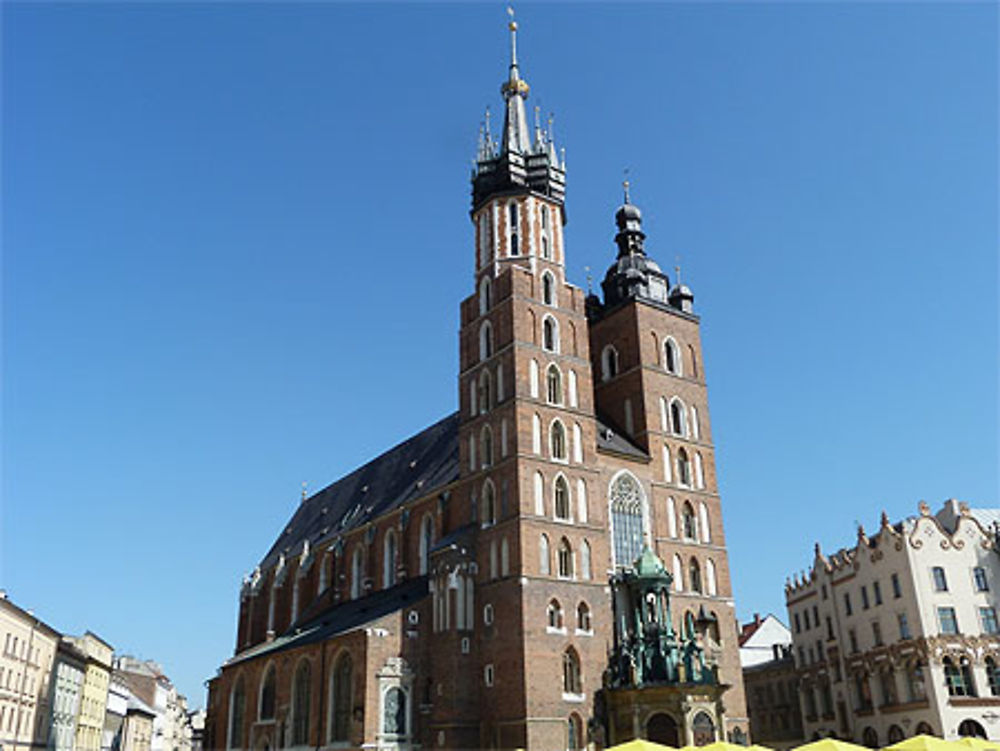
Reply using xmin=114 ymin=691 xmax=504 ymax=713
xmin=754 ymin=612 xmax=761 ymax=626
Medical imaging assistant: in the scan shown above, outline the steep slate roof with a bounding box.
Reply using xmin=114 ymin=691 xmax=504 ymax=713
xmin=226 ymin=576 xmax=430 ymax=666
xmin=260 ymin=413 xmax=460 ymax=569
xmin=595 ymin=415 xmax=648 ymax=461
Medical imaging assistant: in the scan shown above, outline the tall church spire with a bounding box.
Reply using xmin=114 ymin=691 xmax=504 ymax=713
xmin=471 ymin=10 xmax=566 ymax=210
xmin=500 ymin=11 xmax=531 ymax=155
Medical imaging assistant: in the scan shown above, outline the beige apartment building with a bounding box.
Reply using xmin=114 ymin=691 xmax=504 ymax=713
xmin=71 ymin=633 xmax=114 ymax=751
xmin=786 ymin=500 xmax=1000 ymax=746
xmin=0 ymin=593 xmax=60 ymax=751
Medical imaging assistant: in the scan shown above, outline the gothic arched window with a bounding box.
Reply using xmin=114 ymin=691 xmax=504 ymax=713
xmin=568 ymin=714 xmax=583 ymax=751
xmin=670 ymin=399 xmax=687 ymax=436
xmin=228 ymin=677 xmax=245 ymax=750
xmin=601 ymin=345 xmax=619 ymax=381
xmin=563 ymin=648 xmax=582 ymax=695
xmin=558 ymin=537 xmax=574 ymax=578
xmin=682 ymin=501 xmax=697 ymax=540
xmin=542 ymin=271 xmax=555 ymax=306
xmin=664 ymin=338 xmax=681 ymax=375
xmin=478 ymin=275 xmax=492 ymax=315
xmin=577 ymin=602 xmax=591 ymax=632
xmin=329 ymin=653 xmax=353 ymax=743
xmin=542 ymin=316 xmax=559 ymax=352
xmin=539 ymin=534 xmax=550 ymax=576
xmin=419 ymin=514 xmax=434 ymax=576
xmin=609 ymin=472 xmax=645 ymax=569
xmin=383 ymin=530 xmax=397 ymax=589
xmin=690 ymin=557 xmax=702 ymax=593
xmin=508 ymin=201 xmax=519 ymax=256
xmin=547 ymin=599 xmax=563 ymax=629
xmin=550 ymin=420 xmax=567 ymax=461
xmin=677 ymin=449 xmax=692 ymax=487
xmin=554 ymin=476 xmax=570 ymax=520
xmin=291 ymin=660 xmax=311 ymax=746
xmin=480 ymin=425 xmax=493 ymax=469
xmin=482 ymin=481 xmax=496 ymax=526
xmin=478 ymin=370 xmax=492 ymax=414
xmin=259 ymin=666 xmax=275 ymax=721
xmin=479 ymin=320 xmax=494 ymax=361
xmin=546 ymin=364 xmax=562 ymax=405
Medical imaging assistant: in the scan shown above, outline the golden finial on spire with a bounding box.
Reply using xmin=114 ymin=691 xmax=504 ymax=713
xmin=507 ymin=5 xmax=517 ymax=31
xmin=623 ymin=167 xmax=631 ymax=204
xmin=674 ymin=255 xmax=682 ymax=285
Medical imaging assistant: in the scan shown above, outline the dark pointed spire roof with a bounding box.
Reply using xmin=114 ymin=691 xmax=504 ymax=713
xmin=471 ymin=11 xmax=566 ymax=211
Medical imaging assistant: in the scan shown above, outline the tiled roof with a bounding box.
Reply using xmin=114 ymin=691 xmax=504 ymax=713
xmin=227 ymin=576 xmax=429 ymax=666
xmin=259 ymin=413 xmax=460 ymax=569
xmin=595 ymin=415 xmax=648 ymax=460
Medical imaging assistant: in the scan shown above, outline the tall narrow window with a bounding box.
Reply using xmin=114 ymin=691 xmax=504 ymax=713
xmin=677 ymin=449 xmax=692 ymax=487
xmin=932 ymin=566 xmax=948 ymax=591
xmin=228 ymin=677 xmax=245 ymax=750
xmin=539 ymin=534 xmax=550 ymax=575
xmin=383 ymin=530 xmax=397 ymax=588
xmin=534 ymin=471 xmax=545 ymax=515
xmin=987 ymin=657 xmax=1000 ymax=696
xmin=351 ymin=547 xmax=363 ymax=600
xmin=540 ymin=205 xmax=551 ymax=259
xmin=662 ymin=445 xmax=672 ymax=482
xmin=500 ymin=538 xmax=509 ymax=577
xmin=292 ymin=661 xmax=312 ymax=746
xmin=259 ymin=667 xmax=275 ymax=721
xmin=508 ymin=201 xmax=519 ymax=255
xmin=667 ymin=497 xmax=678 ymax=538
xmin=551 ymin=420 xmax=567 ymax=460
xmin=673 ymin=554 xmax=684 ymax=592
xmin=698 ymin=501 xmax=711 ymax=542
xmin=581 ymin=540 xmax=592 ymax=580
xmin=483 ymin=481 xmax=496 ymax=526
xmin=664 ymin=338 xmax=680 ymax=375
xmin=490 ymin=541 xmax=498 ymax=579
xmin=974 ymin=567 xmax=990 ymax=592
xmin=478 ymin=276 xmax=492 ymax=315
xmin=694 ymin=452 xmax=705 ymax=489
xmin=554 ymin=476 xmax=570 ymax=520
xmin=543 ymin=316 xmax=558 ymax=352
xmin=682 ymin=502 xmax=697 ymax=540
xmin=670 ymin=399 xmax=687 ymax=436
xmin=562 ymin=648 xmax=582 ymax=695
xmin=706 ymin=558 xmax=717 ymax=596
xmin=478 ymin=370 xmax=492 ymax=414
xmin=529 ymin=359 xmax=540 ymax=398
xmin=532 ymin=414 xmax=542 ymax=454
xmin=419 ymin=515 xmax=434 ymax=576
xmin=558 ymin=537 xmax=574 ymax=578
xmin=542 ymin=272 xmax=555 ymax=305
xmin=577 ymin=603 xmax=591 ymax=632
xmin=572 ymin=423 xmax=583 ymax=463
xmin=690 ymin=558 xmax=702 ymax=593
xmin=690 ymin=405 xmax=700 ymax=440
xmin=601 ymin=345 xmax=619 ymax=381
xmin=546 ymin=365 xmax=562 ymax=404
xmin=479 ymin=321 xmax=493 ymax=361
xmin=330 ymin=653 xmax=353 ymax=742
xmin=609 ymin=472 xmax=645 ymax=568
xmin=568 ymin=370 xmax=578 ymax=407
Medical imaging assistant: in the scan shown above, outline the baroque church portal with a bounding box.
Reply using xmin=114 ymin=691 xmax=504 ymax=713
xmin=206 ymin=16 xmax=749 ymax=751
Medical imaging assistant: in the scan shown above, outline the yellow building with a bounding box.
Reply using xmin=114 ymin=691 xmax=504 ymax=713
xmin=0 ymin=593 xmax=60 ymax=751
xmin=72 ymin=632 xmax=113 ymax=751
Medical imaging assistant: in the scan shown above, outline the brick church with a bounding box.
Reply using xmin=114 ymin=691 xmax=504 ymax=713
xmin=206 ymin=15 xmax=748 ymax=751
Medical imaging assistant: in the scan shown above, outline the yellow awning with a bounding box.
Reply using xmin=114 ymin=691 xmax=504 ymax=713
xmin=956 ymin=738 xmax=1000 ymax=751
xmin=790 ymin=738 xmax=870 ymax=751
xmin=606 ymin=740 xmax=677 ymax=751
xmin=887 ymin=735 xmax=968 ymax=751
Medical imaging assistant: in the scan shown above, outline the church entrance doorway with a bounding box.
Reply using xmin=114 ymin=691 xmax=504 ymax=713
xmin=646 ymin=713 xmax=679 ymax=747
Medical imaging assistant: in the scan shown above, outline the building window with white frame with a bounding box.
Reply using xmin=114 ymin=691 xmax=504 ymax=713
xmin=981 ymin=607 xmax=999 ymax=635
xmin=974 ymin=566 xmax=990 ymax=592
xmin=557 ymin=537 xmax=574 ymax=578
xmin=553 ymin=476 xmax=570 ymax=521
xmin=546 ymin=364 xmax=562 ymax=404
xmin=542 ymin=271 xmax=555 ymax=306
xmin=664 ymin=337 xmax=681 ymax=375
xmin=478 ymin=275 xmax=492 ymax=315
xmin=547 ymin=599 xmax=564 ymax=630
xmin=479 ymin=320 xmax=494 ymax=361
xmin=670 ymin=398 xmax=687 ymax=436
xmin=550 ymin=419 xmax=567 ymax=461
xmin=507 ymin=201 xmax=519 ymax=256
xmin=542 ymin=316 xmax=559 ymax=352
xmin=576 ymin=602 xmax=591 ymax=633
xmin=938 ymin=606 xmax=959 ymax=634
xmin=562 ymin=648 xmax=582 ymax=696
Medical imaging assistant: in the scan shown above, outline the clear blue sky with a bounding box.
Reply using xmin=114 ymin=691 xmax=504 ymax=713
xmin=3 ymin=3 xmax=996 ymax=709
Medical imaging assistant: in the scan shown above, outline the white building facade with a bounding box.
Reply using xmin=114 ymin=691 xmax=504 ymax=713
xmin=785 ymin=500 xmax=1000 ymax=746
